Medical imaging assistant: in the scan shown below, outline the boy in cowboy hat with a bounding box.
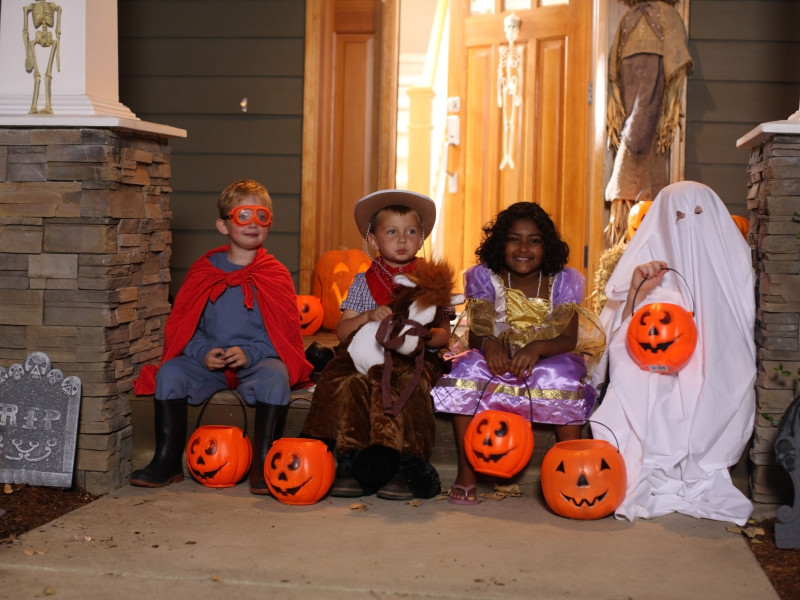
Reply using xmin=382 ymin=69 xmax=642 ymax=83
xmin=302 ymin=190 xmax=451 ymax=500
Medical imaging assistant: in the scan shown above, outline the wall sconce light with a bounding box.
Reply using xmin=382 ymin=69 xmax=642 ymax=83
xmin=240 ymin=97 xmax=248 ymax=113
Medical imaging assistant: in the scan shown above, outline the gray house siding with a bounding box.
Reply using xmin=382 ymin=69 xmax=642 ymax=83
xmin=118 ymin=0 xmax=306 ymax=297
xmin=686 ymin=0 xmax=800 ymax=214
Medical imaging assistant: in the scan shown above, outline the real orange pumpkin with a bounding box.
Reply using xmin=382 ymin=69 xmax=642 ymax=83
xmin=731 ymin=214 xmax=749 ymax=239
xmin=312 ymin=249 xmax=370 ymax=331
xmin=626 ymin=302 xmax=697 ymax=373
xmin=464 ymin=410 xmax=534 ymax=478
xmin=627 ymin=200 xmax=652 ymax=240
xmin=186 ymin=425 xmax=253 ymax=488
xmin=265 ymin=438 xmax=335 ymax=505
xmin=541 ymin=438 xmax=627 ymax=520
xmin=297 ymin=294 xmax=324 ymax=336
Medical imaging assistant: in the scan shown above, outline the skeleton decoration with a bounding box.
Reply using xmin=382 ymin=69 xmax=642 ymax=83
xmin=23 ymin=0 xmax=62 ymax=114
xmin=0 ymin=352 xmax=81 ymax=487
xmin=497 ymin=13 xmax=523 ymax=171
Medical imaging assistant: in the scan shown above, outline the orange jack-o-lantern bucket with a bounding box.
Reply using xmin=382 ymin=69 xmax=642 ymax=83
xmin=265 ymin=399 xmax=335 ymax=505
xmin=626 ymin=268 xmax=697 ymax=374
xmin=464 ymin=377 xmax=534 ymax=479
xmin=297 ymin=294 xmax=324 ymax=336
xmin=541 ymin=421 xmax=627 ymax=520
xmin=186 ymin=391 xmax=253 ymax=488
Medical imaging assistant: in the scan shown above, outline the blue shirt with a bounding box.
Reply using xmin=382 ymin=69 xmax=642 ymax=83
xmin=182 ymin=252 xmax=279 ymax=366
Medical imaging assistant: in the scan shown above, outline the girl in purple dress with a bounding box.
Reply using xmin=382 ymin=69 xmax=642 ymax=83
xmin=431 ymin=202 xmax=606 ymax=504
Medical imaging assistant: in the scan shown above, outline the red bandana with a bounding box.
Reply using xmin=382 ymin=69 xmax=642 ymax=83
xmin=364 ymin=256 xmax=417 ymax=306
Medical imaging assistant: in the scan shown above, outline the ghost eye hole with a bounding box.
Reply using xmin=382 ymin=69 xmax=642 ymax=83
xmin=694 ymin=205 xmax=703 ymax=214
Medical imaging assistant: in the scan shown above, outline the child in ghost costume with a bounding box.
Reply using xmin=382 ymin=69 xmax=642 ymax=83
xmin=591 ymin=181 xmax=756 ymax=525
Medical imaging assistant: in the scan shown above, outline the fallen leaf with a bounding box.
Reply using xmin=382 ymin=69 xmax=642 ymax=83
xmin=406 ymin=499 xmax=424 ymax=507
xmin=4 ymin=484 xmax=13 ymax=494
xmin=479 ymin=491 xmax=507 ymax=502
xmin=34 ymin=585 xmax=56 ymax=597
xmin=348 ymin=502 xmax=368 ymax=512
xmin=23 ymin=549 xmax=45 ymax=556
xmin=210 ymin=574 xmax=223 ymax=583
xmin=742 ymin=526 xmax=766 ymax=540
xmin=493 ymin=483 xmax=521 ymax=496
xmin=726 ymin=524 xmax=765 ymax=540
xmin=726 ymin=525 xmax=742 ymax=535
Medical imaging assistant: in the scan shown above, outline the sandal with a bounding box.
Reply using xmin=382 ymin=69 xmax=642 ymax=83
xmin=447 ymin=483 xmax=478 ymax=505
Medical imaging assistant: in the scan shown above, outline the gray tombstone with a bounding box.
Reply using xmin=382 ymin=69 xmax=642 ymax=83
xmin=775 ymin=392 xmax=800 ymax=549
xmin=0 ymin=351 xmax=81 ymax=488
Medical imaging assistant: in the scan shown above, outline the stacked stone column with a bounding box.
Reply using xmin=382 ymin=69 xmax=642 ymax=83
xmin=0 ymin=127 xmax=172 ymax=494
xmin=744 ymin=132 xmax=800 ymax=505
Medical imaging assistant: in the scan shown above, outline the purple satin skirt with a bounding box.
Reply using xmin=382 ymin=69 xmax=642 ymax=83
xmin=431 ymin=349 xmax=596 ymax=425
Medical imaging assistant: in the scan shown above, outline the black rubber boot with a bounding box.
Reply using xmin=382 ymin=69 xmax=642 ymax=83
xmin=130 ymin=397 xmax=187 ymax=487
xmin=250 ymin=402 xmax=287 ymax=495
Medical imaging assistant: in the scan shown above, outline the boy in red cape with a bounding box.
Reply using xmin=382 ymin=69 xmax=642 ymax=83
xmin=130 ymin=179 xmax=312 ymax=494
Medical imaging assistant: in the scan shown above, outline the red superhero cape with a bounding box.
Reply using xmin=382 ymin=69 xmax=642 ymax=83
xmin=133 ymin=246 xmax=313 ymax=395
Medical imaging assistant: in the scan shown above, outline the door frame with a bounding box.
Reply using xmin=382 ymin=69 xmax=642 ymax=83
xmin=300 ymin=0 xmax=399 ymax=294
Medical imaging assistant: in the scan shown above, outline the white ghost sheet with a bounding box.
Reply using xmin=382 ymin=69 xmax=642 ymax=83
xmin=591 ymin=181 xmax=756 ymax=525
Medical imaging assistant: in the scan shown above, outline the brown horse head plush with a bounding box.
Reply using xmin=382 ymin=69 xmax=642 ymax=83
xmin=350 ymin=259 xmax=464 ymax=380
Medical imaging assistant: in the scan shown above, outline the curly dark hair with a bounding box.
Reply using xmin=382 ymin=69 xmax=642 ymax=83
xmin=475 ymin=202 xmax=569 ymax=275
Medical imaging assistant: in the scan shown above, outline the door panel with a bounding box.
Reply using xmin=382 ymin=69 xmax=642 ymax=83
xmin=445 ymin=0 xmax=591 ymax=288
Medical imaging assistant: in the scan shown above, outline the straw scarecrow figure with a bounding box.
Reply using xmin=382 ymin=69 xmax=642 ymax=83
xmin=603 ymin=0 xmax=692 ymax=246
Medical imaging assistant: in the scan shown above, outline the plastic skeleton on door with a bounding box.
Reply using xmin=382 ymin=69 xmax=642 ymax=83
xmin=497 ymin=13 xmax=523 ymax=171
xmin=23 ymin=0 xmax=62 ymax=115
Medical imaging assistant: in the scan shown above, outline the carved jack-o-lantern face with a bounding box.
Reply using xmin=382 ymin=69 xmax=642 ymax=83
xmin=186 ymin=425 xmax=253 ymax=488
xmin=297 ymin=295 xmax=324 ymax=336
xmin=464 ymin=410 xmax=534 ymax=478
xmin=265 ymin=438 xmax=335 ymax=505
xmin=313 ymin=249 xmax=370 ymax=331
xmin=541 ymin=439 xmax=627 ymax=520
xmin=626 ymin=302 xmax=697 ymax=373
xmin=627 ymin=201 xmax=652 ymax=240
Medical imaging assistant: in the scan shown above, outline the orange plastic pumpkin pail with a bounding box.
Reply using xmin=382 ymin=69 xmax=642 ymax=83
xmin=186 ymin=392 xmax=253 ymax=488
xmin=264 ymin=399 xmax=335 ymax=505
xmin=625 ymin=268 xmax=697 ymax=374
xmin=540 ymin=422 xmax=626 ymax=520
xmin=464 ymin=409 xmax=534 ymax=478
xmin=265 ymin=438 xmax=335 ymax=505
xmin=297 ymin=294 xmax=324 ymax=336
xmin=463 ymin=376 xmax=535 ymax=479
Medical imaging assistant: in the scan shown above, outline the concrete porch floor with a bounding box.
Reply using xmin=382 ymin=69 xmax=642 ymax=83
xmin=0 ymin=333 xmax=779 ymax=599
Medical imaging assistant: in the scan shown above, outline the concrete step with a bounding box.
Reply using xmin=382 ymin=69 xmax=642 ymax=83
xmin=129 ymin=334 xmax=750 ymax=494
xmin=130 ymin=386 xmax=581 ymax=486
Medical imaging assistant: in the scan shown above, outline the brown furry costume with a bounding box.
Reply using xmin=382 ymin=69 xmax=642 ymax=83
xmin=301 ymin=260 xmax=459 ymax=496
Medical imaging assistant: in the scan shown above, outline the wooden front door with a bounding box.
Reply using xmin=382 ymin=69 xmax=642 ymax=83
xmin=443 ymin=0 xmax=593 ymax=286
